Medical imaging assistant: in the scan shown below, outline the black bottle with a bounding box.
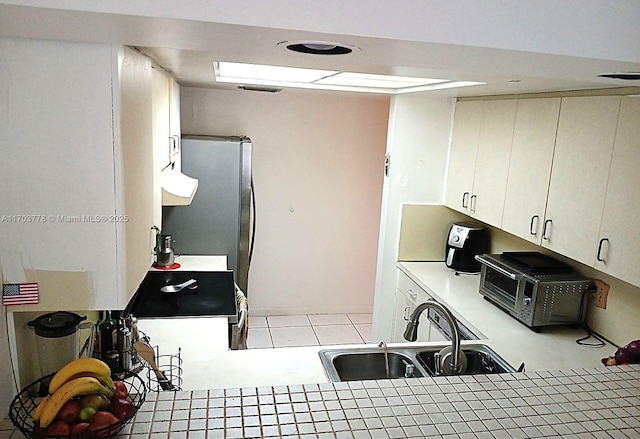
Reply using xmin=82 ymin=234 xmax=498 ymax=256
xmin=98 ymin=310 xmax=118 ymax=365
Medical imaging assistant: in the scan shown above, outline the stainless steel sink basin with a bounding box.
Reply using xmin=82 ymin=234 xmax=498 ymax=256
xmin=319 ymin=343 xmax=516 ymax=382
xmin=320 ymin=349 xmax=425 ymax=382
xmin=416 ymin=344 xmax=514 ymax=375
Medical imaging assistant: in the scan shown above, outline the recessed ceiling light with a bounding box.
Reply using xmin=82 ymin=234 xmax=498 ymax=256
xmin=277 ymin=40 xmax=358 ymax=55
xmin=213 ymin=62 xmax=484 ymax=94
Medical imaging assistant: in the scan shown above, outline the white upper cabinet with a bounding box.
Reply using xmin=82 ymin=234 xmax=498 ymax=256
xmin=502 ymin=98 xmax=560 ymax=243
xmin=445 ymin=93 xmax=640 ymax=288
xmin=0 ymin=38 xmax=154 ymax=311
xmin=152 ymin=67 xmax=172 ymax=171
xmin=594 ymin=97 xmax=640 ymax=285
xmin=445 ymin=100 xmax=517 ymax=228
xmin=169 ymin=77 xmax=182 ymax=165
xmin=470 ymin=99 xmax=517 ymax=226
xmin=542 ymin=96 xmax=620 ymax=266
xmin=445 ymin=101 xmax=483 ymax=215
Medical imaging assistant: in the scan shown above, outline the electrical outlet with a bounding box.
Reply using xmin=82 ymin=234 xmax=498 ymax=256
xmin=590 ymin=279 xmax=610 ymax=309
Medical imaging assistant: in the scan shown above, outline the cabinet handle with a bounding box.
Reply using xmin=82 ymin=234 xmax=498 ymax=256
xmin=542 ymin=219 xmax=552 ymax=240
xmin=403 ymin=306 xmax=411 ymax=321
xmin=597 ymin=238 xmax=609 ymax=263
xmin=462 ymin=192 xmax=470 ymax=209
xmin=407 ymin=288 xmax=417 ymax=301
xmin=470 ymin=194 xmax=477 ymax=212
xmin=172 ymin=135 xmax=181 ymax=153
xmin=529 ymin=215 xmax=539 ymax=236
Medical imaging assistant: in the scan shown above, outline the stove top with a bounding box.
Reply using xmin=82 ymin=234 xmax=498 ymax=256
xmin=124 ymin=270 xmax=237 ymax=321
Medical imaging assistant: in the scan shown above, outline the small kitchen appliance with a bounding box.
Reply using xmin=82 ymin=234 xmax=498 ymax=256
xmin=28 ymin=311 xmax=95 ymax=378
xmin=475 ymin=252 xmax=591 ymax=330
xmin=155 ymin=234 xmax=175 ymax=267
xmin=445 ymin=222 xmax=489 ymax=273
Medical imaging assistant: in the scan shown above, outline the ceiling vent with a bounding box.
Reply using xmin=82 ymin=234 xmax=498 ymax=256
xmin=598 ymin=72 xmax=640 ymax=80
xmin=238 ymin=85 xmax=282 ymax=93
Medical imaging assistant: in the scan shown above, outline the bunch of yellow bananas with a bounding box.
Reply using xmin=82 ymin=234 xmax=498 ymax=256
xmin=32 ymin=358 xmax=115 ymax=428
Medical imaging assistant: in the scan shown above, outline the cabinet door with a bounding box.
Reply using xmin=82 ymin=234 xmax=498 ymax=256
xmin=392 ymin=288 xmax=414 ymax=342
xmin=152 ymin=68 xmax=171 ymax=170
xmin=543 ymin=96 xmax=620 ymax=265
xmin=116 ymin=47 xmax=155 ymax=308
xmin=595 ymin=97 xmax=640 ymax=285
xmin=444 ymin=101 xmax=483 ymax=214
xmin=470 ymin=99 xmax=517 ymax=227
xmin=394 ymin=272 xmax=431 ymax=342
xmin=502 ymin=98 xmax=560 ymax=243
xmin=169 ymin=77 xmax=181 ymax=164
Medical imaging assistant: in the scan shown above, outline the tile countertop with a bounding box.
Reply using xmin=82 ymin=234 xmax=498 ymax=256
xmin=398 ymin=262 xmax=616 ymax=372
xmin=4 ymin=365 xmax=637 ymax=438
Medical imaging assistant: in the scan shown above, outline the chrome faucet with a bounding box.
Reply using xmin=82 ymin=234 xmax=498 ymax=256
xmin=403 ymin=299 xmax=462 ymax=375
xmin=378 ymin=341 xmax=390 ymax=378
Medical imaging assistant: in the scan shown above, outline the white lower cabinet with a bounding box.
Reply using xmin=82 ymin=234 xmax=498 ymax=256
xmin=394 ymin=271 xmax=440 ymax=342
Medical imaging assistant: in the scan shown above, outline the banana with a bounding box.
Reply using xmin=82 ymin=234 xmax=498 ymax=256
xmin=48 ymin=357 xmax=113 ymax=394
xmin=53 ymin=371 xmax=116 ymax=394
xmin=39 ymin=376 xmax=114 ymax=428
xmin=31 ymin=394 xmax=51 ymax=422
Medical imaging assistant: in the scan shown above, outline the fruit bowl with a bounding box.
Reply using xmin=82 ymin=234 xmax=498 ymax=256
xmin=9 ymin=372 xmax=146 ymax=439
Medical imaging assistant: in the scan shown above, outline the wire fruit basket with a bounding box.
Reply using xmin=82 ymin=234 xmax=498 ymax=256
xmin=9 ymin=371 xmax=146 ymax=439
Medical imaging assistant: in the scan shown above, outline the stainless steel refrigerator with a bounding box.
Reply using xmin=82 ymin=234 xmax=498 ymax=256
xmin=162 ymin=136 xmax=253 ymax=296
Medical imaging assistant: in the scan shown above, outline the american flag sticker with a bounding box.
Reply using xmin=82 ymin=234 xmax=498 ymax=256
xmin=2 ymin=283 xmax=39 ymax=306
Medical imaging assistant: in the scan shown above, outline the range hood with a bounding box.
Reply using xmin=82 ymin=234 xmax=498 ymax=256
xmin=161 ymin=167 xmax=198 ymax=206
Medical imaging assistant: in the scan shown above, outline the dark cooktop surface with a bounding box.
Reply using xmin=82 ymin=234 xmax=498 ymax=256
xmin=125 ymin=270 xmax=237 ymax=320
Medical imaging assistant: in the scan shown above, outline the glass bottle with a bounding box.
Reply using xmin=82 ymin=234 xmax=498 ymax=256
xmin=98 ymin=310 xmax=118 ymax=365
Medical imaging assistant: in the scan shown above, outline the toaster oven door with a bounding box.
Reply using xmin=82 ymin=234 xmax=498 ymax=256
xmin=476 ymin=256 xmax=523 ymax=310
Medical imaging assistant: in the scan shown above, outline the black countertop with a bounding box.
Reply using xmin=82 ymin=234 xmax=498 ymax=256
xmin=124 ymin=270 xmax=237 ymax=322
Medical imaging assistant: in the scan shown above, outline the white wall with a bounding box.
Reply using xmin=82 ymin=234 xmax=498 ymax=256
xmin=180 ymin=87 xmax=390 ymax=315
xmin=371 ymin=93 xmax=455 ymax=341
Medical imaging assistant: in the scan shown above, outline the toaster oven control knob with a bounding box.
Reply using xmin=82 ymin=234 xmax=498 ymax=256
xmin=523 ymin=297 xmax=532 ymax=306
xmin=452 ymin=235 xmax=460 ymax=243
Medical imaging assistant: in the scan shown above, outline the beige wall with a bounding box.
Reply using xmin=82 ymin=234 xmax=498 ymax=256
xmin=180 ymin=87 xmax=390 ymax=315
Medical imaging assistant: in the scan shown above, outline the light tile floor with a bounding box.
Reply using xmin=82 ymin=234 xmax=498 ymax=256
xmin=246 ymin=313 xmax=373 ymax=349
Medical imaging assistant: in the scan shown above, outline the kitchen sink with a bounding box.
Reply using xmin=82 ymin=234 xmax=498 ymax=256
xmin=416 ymin=344 xmax=514 ymax=376
xmin=321 ymin=349 xmax=424 ymax=382
xmin=319 ymin=343 xmax=516 ymax=382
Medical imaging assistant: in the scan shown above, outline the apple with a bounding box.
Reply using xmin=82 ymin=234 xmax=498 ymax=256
xmin=109 ymin=397 xmax=135 ymax=420
xmin=56 ymin=399 xmax=81 ymax=424
xmin=71 ymin=422 xmax=91 ymax=435
xmin=80 ymin=393 xmax=110 ymax=411
xmin=47 ymin=420 xmax=71 ymax=436
xmin=78 ymin=406 xmax=97 ymax=422
xmin=89 ymin=411 xmax=120 ymax=437
xmin=113 ymin=381 xmax=128 ymax=399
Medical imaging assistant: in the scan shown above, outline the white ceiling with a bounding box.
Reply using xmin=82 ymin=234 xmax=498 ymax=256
xmin=1 ymin=1 xmax=639 ymax=97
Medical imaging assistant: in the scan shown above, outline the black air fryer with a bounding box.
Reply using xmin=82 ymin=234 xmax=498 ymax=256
xmin=445 ymin=222 xmax=489 ymax=273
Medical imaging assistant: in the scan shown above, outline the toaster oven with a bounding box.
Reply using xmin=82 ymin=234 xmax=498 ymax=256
xmin=475 ymin=252 xmax=592 ymax=330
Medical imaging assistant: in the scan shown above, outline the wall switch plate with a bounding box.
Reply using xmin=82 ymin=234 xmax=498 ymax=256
xmin=590 ymin=279 xmax=610 ymax=309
